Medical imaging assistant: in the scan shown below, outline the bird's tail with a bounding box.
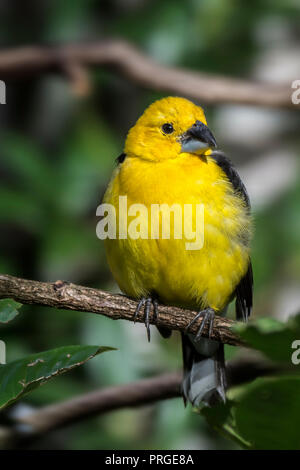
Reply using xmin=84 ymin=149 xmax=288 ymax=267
xmin=181 ymin=333 xmax=227 ymax=407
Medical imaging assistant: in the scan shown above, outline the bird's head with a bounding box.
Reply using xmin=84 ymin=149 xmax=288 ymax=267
xmin=124 ymin=96 xmax=217 ymax=162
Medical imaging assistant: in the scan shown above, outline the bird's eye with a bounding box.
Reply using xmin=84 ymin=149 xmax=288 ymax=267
xmin=161 ymin=123 xmax=174 ymax=135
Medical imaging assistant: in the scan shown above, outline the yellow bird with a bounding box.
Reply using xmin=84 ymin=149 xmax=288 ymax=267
xmin=103 ymin=96 xmax=253 ymax=406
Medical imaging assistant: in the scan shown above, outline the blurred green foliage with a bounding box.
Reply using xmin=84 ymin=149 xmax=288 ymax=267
xmin=0 ymin=0 xmax=299 ymax=450
xmin=203 ymin=313 xmax=300 ymax=449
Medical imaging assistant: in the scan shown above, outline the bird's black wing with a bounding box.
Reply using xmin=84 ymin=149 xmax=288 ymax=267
xmin=211 ymin=150 xmax=250 ymax=209
xmin=115 ymin=152 xmax=126 ymax=164
xmin=235 ymin=261 xmax=253 ymax=321
xmin=211 ymin=151 xmax=253 ymax=320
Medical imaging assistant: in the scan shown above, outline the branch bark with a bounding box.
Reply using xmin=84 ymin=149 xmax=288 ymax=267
xmin=0 ymin=40 xmax=295 ymax=109
xmin=0 ymin=273 xmax=242 ymax=347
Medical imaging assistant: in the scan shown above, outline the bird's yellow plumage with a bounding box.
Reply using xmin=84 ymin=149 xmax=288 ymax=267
xmin=103 ymin=97 xmax=251 ymax=311
xmin=102 ymin=96 xmax=253 ymax=406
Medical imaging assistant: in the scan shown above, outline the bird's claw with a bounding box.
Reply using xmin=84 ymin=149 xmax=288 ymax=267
xmin=185 ymin=307 xmax=215 ymax=341
xmin=134 ymin=297 xmax=159 ymax=342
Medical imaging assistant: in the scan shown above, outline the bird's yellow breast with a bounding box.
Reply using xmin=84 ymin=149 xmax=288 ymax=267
xmin=103 ymin=152 xmax=251 ymax=311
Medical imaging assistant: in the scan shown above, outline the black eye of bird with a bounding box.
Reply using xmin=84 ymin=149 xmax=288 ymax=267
xmin=161 ymin=123 xmax=174 ymax=134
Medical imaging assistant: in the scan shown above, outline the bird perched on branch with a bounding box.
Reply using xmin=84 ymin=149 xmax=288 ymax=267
xmin=102 ymin=97 xmax=253 ymax=407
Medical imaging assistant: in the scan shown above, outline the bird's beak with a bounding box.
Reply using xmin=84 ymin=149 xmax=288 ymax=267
xmin=180 ymin=120 xmax=217 ymax=153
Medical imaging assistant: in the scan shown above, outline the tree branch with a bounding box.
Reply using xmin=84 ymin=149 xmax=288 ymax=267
xmin=1 ymin=358 xmax=281 ymax=448
xmin=0 ymin=40 xmax=295 ymax=109
xmin=0 ymin=273 xmax=242 ymax=347
xmin=16 ymin=373 xmax=182 ymax=436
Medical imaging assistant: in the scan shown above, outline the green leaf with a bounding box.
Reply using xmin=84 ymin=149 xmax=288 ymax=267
xmin=202 ymin=315 xmax=300 ymax=449
xmin=202 ymin=400 xmax=251 ymax=449
xmin=231 ymin=376 xmax=300 ymax=450
xmin=232 ymin=313 xmax=300 ymax=363
xmin=0 ymin=299 xmax=22 ymax=324
xmin=0 ymin=345 xmax=115 ymax=409
xmin=203 ymin=376 xmax=300 ymax=449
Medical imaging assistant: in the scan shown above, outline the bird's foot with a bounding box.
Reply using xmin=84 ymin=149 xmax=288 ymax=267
xmin=185 ymin=307 xmax=215 ymax=341
xmin=133 ymin=297 xmax=159 ymax=342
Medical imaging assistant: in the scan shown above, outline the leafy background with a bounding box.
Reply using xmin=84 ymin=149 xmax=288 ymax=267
xmin=0 ymin=0 xmax=300 ymax=449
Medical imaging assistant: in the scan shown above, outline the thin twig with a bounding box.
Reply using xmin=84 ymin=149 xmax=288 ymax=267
xmin=0 ymin=40 xmax=295 ymax=109
xmin=0 ymin=273 xmax=242 ymax=346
